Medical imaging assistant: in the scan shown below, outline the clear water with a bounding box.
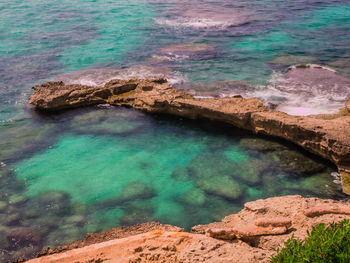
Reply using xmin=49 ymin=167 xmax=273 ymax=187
xmin=0 ymin=0 xmax=349 ymax=261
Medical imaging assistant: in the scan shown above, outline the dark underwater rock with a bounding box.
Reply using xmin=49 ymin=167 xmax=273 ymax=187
xmin=35 ymin=190 xmax=72 ymax=216
xmin=7 ymin=227 xmax=42 ymax=249
xmin=239 ymin=138 xmax=287 ymax=152
xmin=267 ymin=150 xmax=326 ymax=176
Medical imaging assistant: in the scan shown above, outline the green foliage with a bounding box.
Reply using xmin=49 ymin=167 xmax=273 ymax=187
xmin=271 ymin=220 xmax=350 ymax=263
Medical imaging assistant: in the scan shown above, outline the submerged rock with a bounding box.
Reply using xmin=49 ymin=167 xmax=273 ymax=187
xmin=0 ymin=230 xmax=9 ymax=249
xmin=94 ymin=182 xmax=156 ymax=210
xmin=35 ymin=190 xmax=72 ymax=216
xmin=328 ymin=57 xmax=350 ymax=78
xmin=286 ymin=171 xmax=340 ymax=197
xmin=195 ymin=176 xmax=243 ymax=200
xmin=267 ymin=150 xmax=326 ymax=176
xmin=0 ymin=201 xmax=7 ymax=213
xmin=171 ymin=167 xmax=190 ymax=181
xmin=118 ymin=182 xmax=156 ymax=203
xmin=269 ymin=54 xmax=318 ymax=67
xmin=8 ymin=194 xmax=29 ymax=207
xmin=46 ymin=225 xmax=83 ymax=247
xmin=178 ymin=188 xmax=206 ymax=206
xmin=7 ymin=227 xmax=42 ymax=248
xmin=239 ymin=138 xmax=287 ymax=152
xmin=71 ymin=108 xmax=145 ymax=135
xmin=119 ymin=201 xmax=155 ymax=226
xmin=231 ymin=159 xmax=270 ymax=185
xmin=0 ymin=122 xmax=54 ymax=163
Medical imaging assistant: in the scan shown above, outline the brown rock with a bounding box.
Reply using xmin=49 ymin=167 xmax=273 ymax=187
xmin=304 ymin=205 xmax=350 ymax=217
xmin=254 ymin=217 xmax=292 ymax=228
xmin=346 ymin=99 xmax=350 ymax=112
xmin=234 ymin=225 xmax=288 ymax=238
xmin=206 ymin=228 xmax=236 ymax=240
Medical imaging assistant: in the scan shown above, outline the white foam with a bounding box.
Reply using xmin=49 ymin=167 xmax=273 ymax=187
xmin=55 ymin=65 xmax=187 ymax=87
xmin=154 ymin=17 xmax=239 ymax=29
xmin=247 ymin=71 xmax=348 ymax=116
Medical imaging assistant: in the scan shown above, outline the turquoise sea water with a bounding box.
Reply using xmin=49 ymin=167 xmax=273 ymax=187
xmin=1 ymin=0 xmax=350 ymax=261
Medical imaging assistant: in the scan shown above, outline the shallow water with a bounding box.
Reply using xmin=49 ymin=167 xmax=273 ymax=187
xmin=0 ymin=0 xmax=350 ymax=261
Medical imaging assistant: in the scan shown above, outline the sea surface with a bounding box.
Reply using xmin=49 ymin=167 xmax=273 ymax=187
xmin=0 ymin=0 xmax=350 ymax=261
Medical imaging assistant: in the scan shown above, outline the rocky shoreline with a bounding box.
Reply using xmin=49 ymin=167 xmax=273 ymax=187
xmin=25 ymin=195 xmax=350 ymax=262
xmin=28 ymin=78 xmax=350 ymax=194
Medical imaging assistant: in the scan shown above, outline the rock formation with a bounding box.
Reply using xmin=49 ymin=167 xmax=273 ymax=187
xmin=28 ymin=78 xmax=350 ymax=194
xmin=26 ymin=195 xmax=350 ymax=263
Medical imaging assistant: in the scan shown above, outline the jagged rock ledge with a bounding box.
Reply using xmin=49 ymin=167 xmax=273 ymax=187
xmin=28 ymin=79 xmax=350 ymax=194
xmin=26 ymin=195 xmax=350 ymax=263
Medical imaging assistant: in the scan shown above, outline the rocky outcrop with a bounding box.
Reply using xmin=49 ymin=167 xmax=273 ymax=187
xmin=28 ymin=78 xmax=350 ymax=194
xmin=26 ymin=195 xmax=350 ymax=263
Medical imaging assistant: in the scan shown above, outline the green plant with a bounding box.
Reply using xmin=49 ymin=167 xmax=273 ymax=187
xmin=270 ymin=219 xmax=350 ymax=263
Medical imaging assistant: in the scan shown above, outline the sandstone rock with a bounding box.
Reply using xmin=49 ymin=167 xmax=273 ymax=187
xmin=7 ymin=227 xmax=42 ymax=248
xmin=234 ymin=225 xmax=288 ymax=238
xmin=304 ymin=205 xmax=350 ymax=217
xmin=206 ymin=228 xmax=235 ymax=240
xmin=346 ymin=99 xmax=350 ymax=112
xmin=254 ymin=217 xmax=292 ymax=228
